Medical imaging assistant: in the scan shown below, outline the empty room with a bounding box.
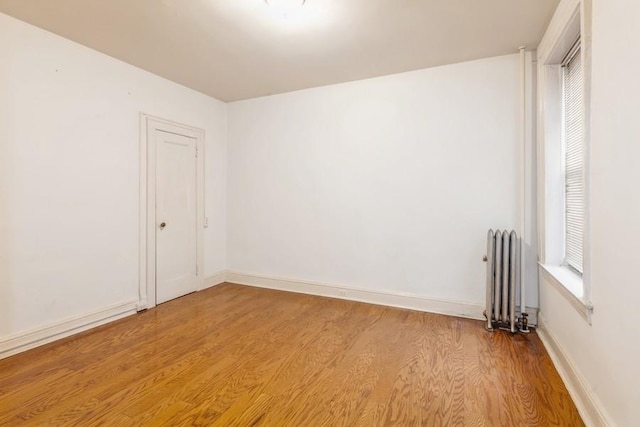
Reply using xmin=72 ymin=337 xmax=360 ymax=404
xmin=0 ymin=0 xmax=638 ymax=425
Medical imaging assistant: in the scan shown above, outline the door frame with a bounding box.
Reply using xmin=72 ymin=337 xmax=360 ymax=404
xmin=138 ymin=114 xmax=205 ymax=310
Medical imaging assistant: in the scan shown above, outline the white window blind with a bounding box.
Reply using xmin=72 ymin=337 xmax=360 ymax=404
xmin=562 ymin=41 xmax=584 ymax=273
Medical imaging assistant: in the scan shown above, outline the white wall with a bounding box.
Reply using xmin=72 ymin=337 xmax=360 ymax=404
xmin=227 ymin=54 xmax=531 ymax=308
xmin=0 ymin=13 xmax=226 ymax=339
xmin=539 ymin=0 xmax=640 ymax=425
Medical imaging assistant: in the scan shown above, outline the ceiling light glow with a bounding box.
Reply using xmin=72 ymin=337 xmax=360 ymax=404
xmin=265 ymin=0 xmax=306 ymax=18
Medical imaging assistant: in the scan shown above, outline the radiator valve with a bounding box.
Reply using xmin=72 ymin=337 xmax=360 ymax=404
xmin=518 ymin=313 xmax=530 ymax=333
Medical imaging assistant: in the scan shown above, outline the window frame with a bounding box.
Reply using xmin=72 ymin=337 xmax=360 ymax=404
xmin=536 ymin=0 xmax=593 ymax=323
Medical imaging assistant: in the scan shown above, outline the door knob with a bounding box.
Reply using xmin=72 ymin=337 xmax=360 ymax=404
xmin=159 ymin=222 xmax=166 ymax=229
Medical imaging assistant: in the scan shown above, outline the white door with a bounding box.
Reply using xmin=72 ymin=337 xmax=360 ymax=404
xmin=155 ymin=129 xmax=198 ymax=304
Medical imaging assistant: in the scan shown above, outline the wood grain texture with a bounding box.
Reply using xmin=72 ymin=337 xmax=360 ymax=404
xmin=0 ymin=283 xmax=583 ymax=426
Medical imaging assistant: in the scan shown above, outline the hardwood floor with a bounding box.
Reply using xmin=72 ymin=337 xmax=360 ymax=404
xmin=0 ymin=283 xmax=583 ymax=426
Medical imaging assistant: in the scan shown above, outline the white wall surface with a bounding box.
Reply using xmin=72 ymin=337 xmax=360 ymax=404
xmin=539 ymin=0 xmax=640 ymax=425
xmin=228 ymin=54 xmax=531 ymax=306
xmin=0 ymin=12 xmax=226 ymax=338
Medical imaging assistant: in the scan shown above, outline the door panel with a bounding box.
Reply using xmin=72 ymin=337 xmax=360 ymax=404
xmin=155 ymin=130 xmax=197 ymax=304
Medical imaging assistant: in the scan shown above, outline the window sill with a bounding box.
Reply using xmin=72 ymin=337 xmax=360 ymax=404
xmin=539 ymin=263 xmax=593 ymax=324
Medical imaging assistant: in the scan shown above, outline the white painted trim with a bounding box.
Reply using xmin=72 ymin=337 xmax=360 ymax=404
xmin=537 ymin=0 xmax=582 ymax=267
xmin=0 ymin=300 xmax=137 ymax=360
xmin=537 ymin=0 xmax=581 ymax=63
xmin=537 ymin=315 xmax=611 ymax=426
xmin=539 ymin=264 xmax=593 ymax=323
xmin=228 ymin=271 xmax=482 ymax=319
xmin=536 ymin=0 xmax=593 ymax=310
xmin=139 ymin=114 xmax=205 ymax=310
xmin=200 ymin=271 xmax=228 ymax=290
xmin=578 ymin=0 xmax=593 ymax=308
xmin=226 ymin=271 xmax=538 ymax=324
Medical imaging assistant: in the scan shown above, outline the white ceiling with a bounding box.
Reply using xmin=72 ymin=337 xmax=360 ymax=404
xmin=0 ymin=0 xmax=559 ymax=102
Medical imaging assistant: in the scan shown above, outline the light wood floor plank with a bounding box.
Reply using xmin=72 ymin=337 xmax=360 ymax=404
xmin=0 ymin=283 xmax=583 ymax=426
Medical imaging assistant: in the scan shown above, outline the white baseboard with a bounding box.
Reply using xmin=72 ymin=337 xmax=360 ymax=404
xmin=227 ymin=271 xmax=538 ymax=325
xmin=227 ymin=271 xmax=487 ymax=320
xmin=0 ymin=300 xmax=138 ymax=360
xmin=0 ymin=271 xmax=536 ymax=360
xmin=537 ymin=315 xmax=610 ymax=427
xmin=200 ymin=270 xmax=227 ymax=291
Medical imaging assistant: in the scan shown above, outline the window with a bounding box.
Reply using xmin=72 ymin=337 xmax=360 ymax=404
xmin=562 ymin=39 xmax=584 ymax=274
xmin=537 ymin=0 xmax=592 ymax=322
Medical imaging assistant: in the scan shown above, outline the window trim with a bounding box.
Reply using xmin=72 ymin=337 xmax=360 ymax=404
xmin=536 ymin=0 xmax=592 ymax=322
xmin=539 ymin=264 xmax=593 ymax=322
